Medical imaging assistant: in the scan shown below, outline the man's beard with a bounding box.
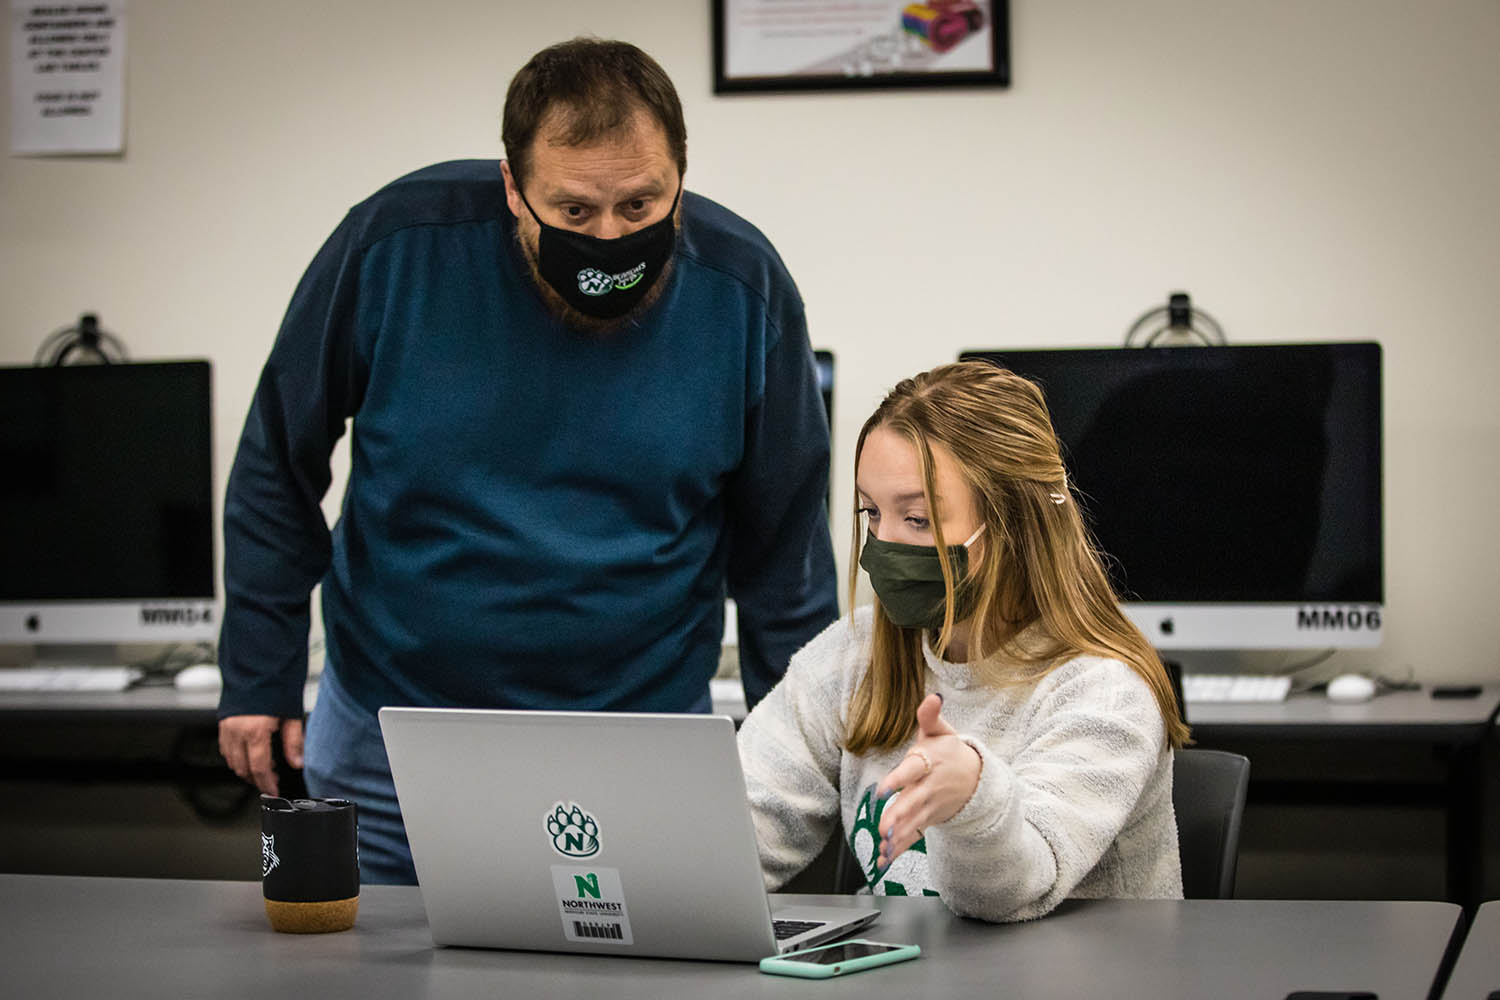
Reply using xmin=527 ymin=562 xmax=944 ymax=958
xmin=512 ymin=228 xmax=676 ymax=336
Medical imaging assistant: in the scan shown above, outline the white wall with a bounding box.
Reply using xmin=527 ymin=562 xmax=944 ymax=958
xmin=3 ymin=1 xmax=1497 ymax=683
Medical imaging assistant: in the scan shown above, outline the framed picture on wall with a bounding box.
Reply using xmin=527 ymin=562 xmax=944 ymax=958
xmin=713 ymin=0 xmax=1009 ymax=94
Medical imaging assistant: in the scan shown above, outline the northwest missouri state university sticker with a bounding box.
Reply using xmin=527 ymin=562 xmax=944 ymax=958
xmin=551 ymin=866 xmax=633 ymax=945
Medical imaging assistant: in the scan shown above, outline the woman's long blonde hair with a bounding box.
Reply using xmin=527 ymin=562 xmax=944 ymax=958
xmin=843 ymin=361 xmax=1190 ymax=754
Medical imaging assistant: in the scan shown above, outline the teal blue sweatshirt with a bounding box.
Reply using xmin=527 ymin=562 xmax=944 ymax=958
xmin=219 ymin=160 xmax=837 ymax=721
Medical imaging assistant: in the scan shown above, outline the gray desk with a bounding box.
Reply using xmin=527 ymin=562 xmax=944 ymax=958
xmin=0 ymin=875 xmax=1464 ymax=999
xmin=7 ymin=679 xmax=1492 ymax=735
xmin=1186 ymin=686 xmax=1500 ymax=911
xmin=1185 ymin=685 xmax=1500 ymax=741
xmin=0 ymin=679 xmax=316 ymax=724
xmin=1443 ymin=900 xmax=1500 ymax=999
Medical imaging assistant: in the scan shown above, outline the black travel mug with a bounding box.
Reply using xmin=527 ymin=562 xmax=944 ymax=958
xmin=260 ymin=795 xmax=359 ymax=932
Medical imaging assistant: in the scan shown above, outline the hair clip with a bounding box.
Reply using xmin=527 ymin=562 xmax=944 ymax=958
xmin=1048 ymin=492 xmax=1067 ymax=505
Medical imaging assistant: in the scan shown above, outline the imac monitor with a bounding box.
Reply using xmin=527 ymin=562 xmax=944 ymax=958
xmin=0 ymin=361 xmax=216 ymax=649
xmin=959 ymin=344 xmax=1383 ymax=649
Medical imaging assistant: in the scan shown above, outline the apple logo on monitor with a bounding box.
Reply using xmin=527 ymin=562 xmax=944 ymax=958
xmin=1159 ymin=617 xmax=1175 ymax=636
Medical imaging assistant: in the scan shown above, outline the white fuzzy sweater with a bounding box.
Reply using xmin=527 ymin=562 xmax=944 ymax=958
xmin=737 ymin=607 xmax=1182 ymax=922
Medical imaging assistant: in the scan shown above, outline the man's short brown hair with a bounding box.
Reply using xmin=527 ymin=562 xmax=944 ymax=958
xmin=502 ymin=38 xmax=688 ymax=191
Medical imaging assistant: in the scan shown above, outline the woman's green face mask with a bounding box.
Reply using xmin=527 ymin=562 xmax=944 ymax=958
xmin=859 ymin=525 xmax=985 ymax=630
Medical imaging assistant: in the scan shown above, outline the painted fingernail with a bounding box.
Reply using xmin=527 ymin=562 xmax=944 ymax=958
xmin=936 ymin=691 xmax=944 ymax=704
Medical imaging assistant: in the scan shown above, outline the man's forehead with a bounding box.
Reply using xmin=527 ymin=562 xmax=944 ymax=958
xmin=534 ymin=104 xmax=670 ymax=157
xmin=523 ymin=114 xmax=673 ymax=194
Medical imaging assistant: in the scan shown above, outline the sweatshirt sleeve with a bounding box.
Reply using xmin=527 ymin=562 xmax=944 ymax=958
xmin=724 ymin=291 xmax=839 ymax=711
xmin=736 ymin=620 xmax=850 ymax=889
xmin=924 ymin=658 xmax=1169 ymax=922
xmin=216 ymin=214 xmax=369 ymax=719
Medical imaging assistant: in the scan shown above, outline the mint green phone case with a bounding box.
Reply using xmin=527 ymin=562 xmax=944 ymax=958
xmin=759 ymin=939 xmax=921 ymax=979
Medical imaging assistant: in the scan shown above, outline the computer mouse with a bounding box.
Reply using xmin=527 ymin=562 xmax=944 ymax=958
xmin=173 ymin=663 xmax=223 ymax=691
xmin=1326 ymin=673 xmax=1377 ymax=702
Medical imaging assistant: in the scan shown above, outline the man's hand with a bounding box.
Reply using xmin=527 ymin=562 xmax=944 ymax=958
xmin=218 ymin=715 xmax=304 ymax=797
xmin=873 ymin=693 xmax=981 ymax=873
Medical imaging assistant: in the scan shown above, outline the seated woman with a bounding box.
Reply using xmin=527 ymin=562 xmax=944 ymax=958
xmin=738 ymin=361 xmax=1190 ymax=922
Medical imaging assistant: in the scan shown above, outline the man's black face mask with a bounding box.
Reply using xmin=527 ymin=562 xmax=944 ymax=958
xmin=518 ymin=186 xmax=680 ymax=320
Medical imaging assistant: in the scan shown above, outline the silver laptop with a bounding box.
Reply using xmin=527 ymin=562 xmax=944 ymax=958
xmin=378 ymin=707 xmax=878 ymax=962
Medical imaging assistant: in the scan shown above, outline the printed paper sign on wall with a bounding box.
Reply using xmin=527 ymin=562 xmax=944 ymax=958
xmin=10 ymin=1 xmax=126 ymax=155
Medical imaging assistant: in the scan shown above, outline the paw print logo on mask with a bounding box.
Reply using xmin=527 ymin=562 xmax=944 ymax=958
xmin=576 ymin=268 xmax=614 ymax=297
xmin=546 ymin=802 xmax=601 ymax=858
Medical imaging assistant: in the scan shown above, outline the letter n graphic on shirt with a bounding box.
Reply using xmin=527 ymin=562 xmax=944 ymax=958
xmin=848 ymin=782 xmax=929 ymax=892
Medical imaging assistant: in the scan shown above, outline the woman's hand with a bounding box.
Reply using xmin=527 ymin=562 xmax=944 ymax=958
xmin=874 ymin=693 xmax=981 ymax=873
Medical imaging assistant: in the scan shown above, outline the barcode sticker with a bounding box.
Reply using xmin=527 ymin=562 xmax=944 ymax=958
xmin=572 ymin=920 xmax=625 ymax=940
xmin=551 ymin=865 xmax=633 ymax=946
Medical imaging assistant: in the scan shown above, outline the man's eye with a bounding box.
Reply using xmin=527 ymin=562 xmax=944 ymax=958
xmin=564 ymin=205 xmax=586 ymax=219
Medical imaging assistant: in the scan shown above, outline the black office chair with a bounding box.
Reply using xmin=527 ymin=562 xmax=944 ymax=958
xmin=782 ymin=827 xmax=866 ymax=894
xmin=1172 ymin=748 xmax=1251 ymax=899
xmin=787 ymin=749 xmax=1251 ymax=900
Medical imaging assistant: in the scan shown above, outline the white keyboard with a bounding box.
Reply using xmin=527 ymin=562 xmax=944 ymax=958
xmin=0 ymin=666 xmax=143 ymax=692
xmin=1182 ymin=673 xmax=1292 ymax=703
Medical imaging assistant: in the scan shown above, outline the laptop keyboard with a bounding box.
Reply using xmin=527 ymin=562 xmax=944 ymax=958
xmin=773 ymin=919 xmax=823 ymax=940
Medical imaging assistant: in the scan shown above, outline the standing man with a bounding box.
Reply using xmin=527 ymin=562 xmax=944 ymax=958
xmin=217 ymin=38 xmax=838 ymax=883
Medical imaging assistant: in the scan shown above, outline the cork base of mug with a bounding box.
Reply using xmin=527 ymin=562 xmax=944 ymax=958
xmin=264 ymin=896 xmax=359 ymax=933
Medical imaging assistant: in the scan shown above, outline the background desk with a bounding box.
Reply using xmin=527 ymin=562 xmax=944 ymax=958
xmin=1184 ymin=686 xmax=1500 ymax=911
xmin=0 ymin=875 xmax=1465 ymax=999
xmin=0 ymin=681 xmax=316 ymax=787
xmin=0 ymin=682 xmax=317 ymax=879
xmin=0 ymin=679 xmax=315 ymax=725
xmin=1443 ymin=900 xmax=1500 ymax=999
xmin=1184 ymin=685 xmax=1500 ymax=741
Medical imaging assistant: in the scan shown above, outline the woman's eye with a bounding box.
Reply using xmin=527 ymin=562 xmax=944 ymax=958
xmin=906 ymin=516 xmax=930 ymax=530
xmin=858 ymin=506 xmax=879 ymax=520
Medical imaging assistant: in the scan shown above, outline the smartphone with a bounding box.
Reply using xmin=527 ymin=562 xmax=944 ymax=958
xmin=759 ymin=939 xmax=921 ymax=979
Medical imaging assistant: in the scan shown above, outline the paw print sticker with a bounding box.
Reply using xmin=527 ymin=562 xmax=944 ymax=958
xmin=546 ymin=802 xmax=601 ymax=858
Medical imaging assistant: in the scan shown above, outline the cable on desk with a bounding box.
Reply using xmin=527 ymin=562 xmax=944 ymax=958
xmin=1274 ymin=648 xmax=1339 ymax=694
xmin=135 ymin=641 xmax=218 ymax=684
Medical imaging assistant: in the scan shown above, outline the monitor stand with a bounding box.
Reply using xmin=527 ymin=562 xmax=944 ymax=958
xmin=1160 ymin=657 xmax=1186 ymax=723
xmin=13 ymin=642 xmax=128 ymax=668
